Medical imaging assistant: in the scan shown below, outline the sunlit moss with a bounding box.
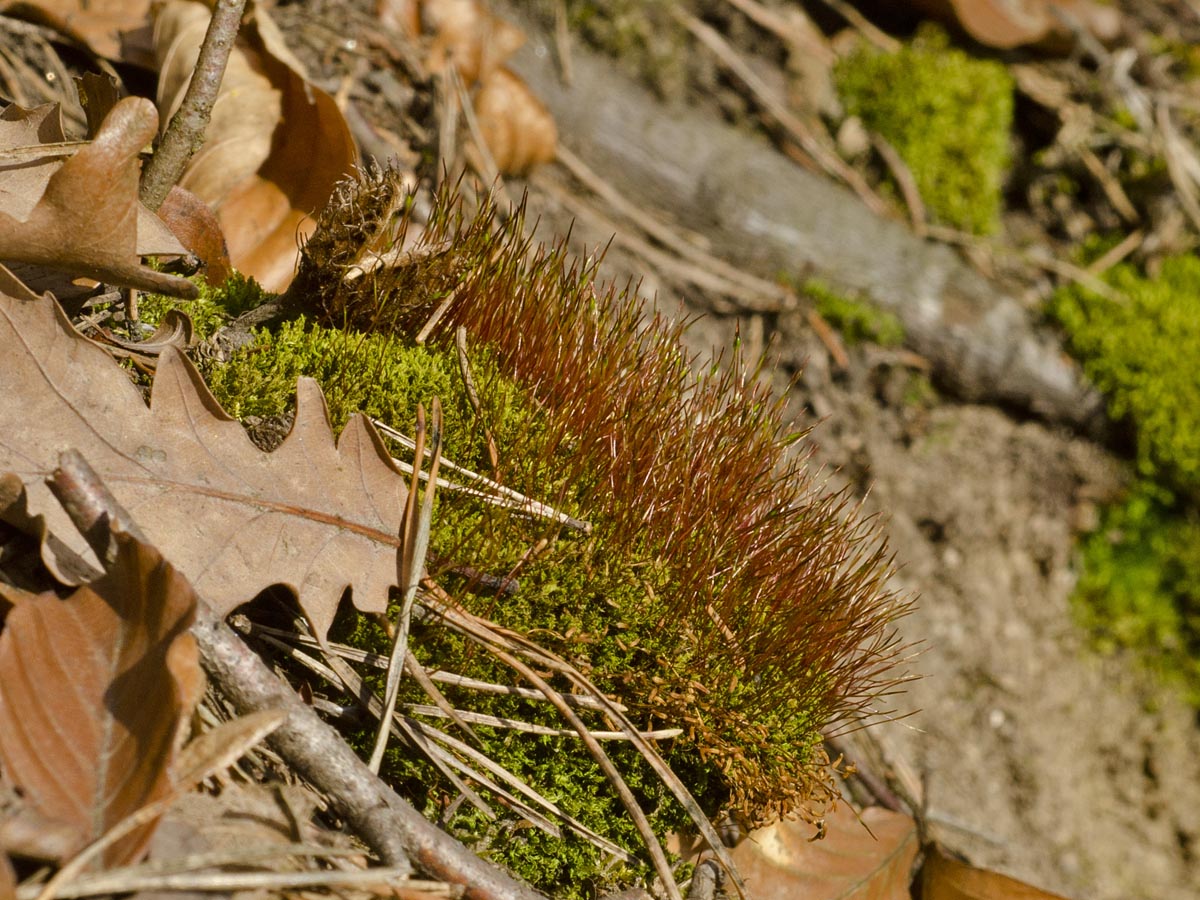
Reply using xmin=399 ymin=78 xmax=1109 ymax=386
xmin=835 ymin=26 xmax=1013 ymax=235
xmin=1053 ymin=254 xmax=1200 ymax=704
xmin=803 ymin=279 xmax=905 ymax=347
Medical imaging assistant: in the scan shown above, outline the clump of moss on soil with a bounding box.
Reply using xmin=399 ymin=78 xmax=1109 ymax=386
xmin=1052 ymin=253 xmax=1200 ymax=701
xmin=803 ymin=279 xmax=905 ymax=347
xmin=834 ymin=25 xmax=1014 ymax=235
xmin=141 ymin=172 xmax=909 ymax=896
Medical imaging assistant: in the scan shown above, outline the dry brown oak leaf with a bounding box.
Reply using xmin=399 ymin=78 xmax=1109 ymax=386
xmin=0 ymin=288 xmax=408 ymax=641
xmin=729 ymin=802 xmax=918 ymax=900
xmin=0 ymin=528 xmax=204 ymax=868
xmin=0 ymin=0 xmax=155 ymax=67
xmin=0 ymin=98 xmax=197 ymax=298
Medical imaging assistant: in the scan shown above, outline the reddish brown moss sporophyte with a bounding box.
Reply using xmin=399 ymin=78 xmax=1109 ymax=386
xmin=282 ymin=168 xmax=914 ymax=830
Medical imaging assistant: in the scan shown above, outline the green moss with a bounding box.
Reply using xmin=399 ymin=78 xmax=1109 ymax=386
xmin=139 ymin=271 xmax=269 ymax=342
xmin=158 ymin=165 xmax=903 ymax=893
xmin=1053 ymin=255 xmax=1200 ymax=704
xmin=1051 ymin=254 xmax=1200 ymax=497
xmin=150 ymin=298 xmax=703 ymax=896
xmin=804 ymin=279 xmax=905 ymax=347
xmin=1073 ymin=483 xmax=1200 ymax=703
xmin=834 ymin=26 xmax=1014 ymax=235
xmin=562 ymin=0 xmax=690 ymax=98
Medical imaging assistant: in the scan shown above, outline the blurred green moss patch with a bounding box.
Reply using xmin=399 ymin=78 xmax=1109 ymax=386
xmin=1073 ymin=484 xmax=1200 ymax=703
xmin=804 ymin=279 xmax=905 ymax=347
xmin=1052 ymin=254 xmax=1200 ymax=498
xmin=1053 ymin=253 xmax=1200 ymax=701
xmin=834 ymin=26 xmax=1014 ymax=235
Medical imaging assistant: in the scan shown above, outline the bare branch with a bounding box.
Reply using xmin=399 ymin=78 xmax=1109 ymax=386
xmin=140 ymin=0 xmax=247 ymax=211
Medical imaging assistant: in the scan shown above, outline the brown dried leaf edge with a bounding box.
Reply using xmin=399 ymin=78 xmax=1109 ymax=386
xmin=0 ymin=288 xmax=408 ymax=639
xmin=0 ymin=528 xmax=204 ymax=867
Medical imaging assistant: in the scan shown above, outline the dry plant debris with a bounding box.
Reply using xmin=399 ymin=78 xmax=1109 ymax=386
xmin=152 ymin=0 xmax=357 ymax=290
xmin=0 ymin=527 xmax=204 ymax=867
xmin=0 ymin=98 xmax=196 ymax=297
xmin=0 ymin=287 xmax=408 ymax=640
xmin=389 ymin=0 xmax=557 ymax=174
xmin=726 ymin=801 xmax=917 ymax=900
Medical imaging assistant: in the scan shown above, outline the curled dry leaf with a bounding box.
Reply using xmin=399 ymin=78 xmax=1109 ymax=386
xmin=0 ymin=289 xmax=409 ymax=640
xmin=0 ymin=98 xmax=197 ymax=297
xmin=89 ymin=307 xmax=195 ymax=360
xmin=377 ymin=0 xmax=420 ymax=37
xmin=911 ymin=0 xmax=1121 ymax=50
xmin=921 ymin=845 xmax=1072 ymax=900
xmin=156 ymin=185 xmax=232 ymax=286
xmin=0 ymin=528 xmax=204 ymax=867
xmin=473 ymin=66 xmax=557 ymax=175
xmin=421 ymin=0 xmax=526 ymax=86
xmin=412 ymin=0 xmax=556 ymax=173
xmin=0 ymin=793 xmax=86 ymax=864
xmin=0 ymin=0 xmax=156 ymax=67
xmin=154 ymin=0 xmax=357 ymax=292
xmin=729 ymin=802 xmax=918 ymax=900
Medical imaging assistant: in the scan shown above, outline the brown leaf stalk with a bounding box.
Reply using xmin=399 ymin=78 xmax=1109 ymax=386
xmin=140 ymin=0 xmax=248 ymax=211
xmin=46 ymin=450 xmax=544 ymax=900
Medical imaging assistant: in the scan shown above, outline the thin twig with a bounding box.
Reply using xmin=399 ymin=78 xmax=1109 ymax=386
xmin=537 ymin=175 xmax=792 ymax=313
xmin=140 ymin=0 xmax=248 ymax=211
xmin=552 ymin=145 xmax=795 ymax=305
xmin=425 ymin=592 xmax=747 ymax=899
xmin=404 ymin=704 xmax=682 ymax=740
xmin=407 ymin=720 xmax=638 ymax=862
xmin=20 ymin=868 xmax=448 ymax=900
xmin=239 ymin=620 xmax=624 ymax=710
xmin=811 ymin=0 xmax=899 ymax=51
xmin=553 ymin=0 xmax=573 ymax=85
xmin=418 ymin=594 xmax=683 ymax=900
xmin=372 ymin=417 xmax=591 ymax=533
xmin=675 ymin=8 xmax=890 ymax=218
xmin=0 ymin=141 xmax=91 ymax=163
xmin=1077 ymin=144 xmax=1139 ymax=223
xmin=1086 ymin=228 xmax=1144 ymax=275
xmin=416 ymin=288 xmax=459 ymax=344
xmin=870 ymin=132 xmax=925 ymax=236
xmin=721 ymin=0 xmax=833 ymax=63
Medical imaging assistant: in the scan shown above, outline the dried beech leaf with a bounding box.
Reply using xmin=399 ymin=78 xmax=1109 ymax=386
xmin=156 ymin=185 xmax=232 ymax=286
xmin=0 ymin=772 xmax=88 ymax=863
xmin=0 ymin=0 xmax=156 ymax=67
xmin=0 ymin=290 xmax=408 ymax=640
xmin=0 ymin=98 xmax=197 ymax=297
xmin=422 ymin=0 xmax=526 ymax=86
xmin=729 ymin=803 xmax=918 ymax=900
xmin=921 ymin=845 xmax=1071 ymax=900
xmin=377 ymin=0 xmax=420 ymax=36
xmin=153 ymin=1 xmax=357 ymax=292
xmin=0 ymin=529 xmax=204 ymax=867
xmin=915 ymin=0 xmax=1120 ymax=50
xmin=473 ymin=67 xmax=557 ymax=175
